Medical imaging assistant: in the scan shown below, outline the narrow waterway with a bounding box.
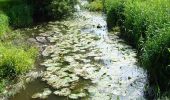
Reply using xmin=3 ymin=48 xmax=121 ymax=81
xmin=9 ymin=1 xmax=147 ymax=100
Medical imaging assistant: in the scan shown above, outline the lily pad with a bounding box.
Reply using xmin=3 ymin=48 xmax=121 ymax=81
xmin=54 ymin=88 xmax=71 ymax=96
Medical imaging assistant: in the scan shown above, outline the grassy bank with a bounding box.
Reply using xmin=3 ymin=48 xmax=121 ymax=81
xmin=0 ymin=0 xmax=77 ymax=93
xmin=0 ymin=43 xmax=37 ymax=91
xmin=86 ymin=0 xmax=103 ymax=11
xmin=104 ymin=0 xmax=170 ymax=98
xmin=0 ymin=33 xmax=37 ymax=93
xmin=0 ymin=11 xmax=38 ymax=92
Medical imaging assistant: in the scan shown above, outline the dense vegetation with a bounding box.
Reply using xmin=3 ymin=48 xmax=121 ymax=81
xmin=86 ymin=0 xmax=103 ymax=11
xmin=103 ymin=0 xmax=170 ymax=98
xmin=30 ymin=0 xmax=76 ymax=22
xmin=0 ymin=0 xmax=76 ymax=92
xmin=87 ymin=0 xmax=170 ymax=98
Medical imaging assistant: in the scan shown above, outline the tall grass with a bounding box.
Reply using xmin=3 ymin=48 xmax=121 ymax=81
xmin=123 ymin=0 xmax=170 ymax=47
xmin=0 ymin=43 xmax=37 ymax=78
xmin=0 ymin=0 xmax=38 ymax=92
xmin=105 ymin=0 xmax=170 ymax=98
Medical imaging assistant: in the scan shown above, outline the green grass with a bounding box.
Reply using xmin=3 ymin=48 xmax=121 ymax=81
xmin=105 ymin=0 xmax=170 ymax=98
xmin=0 ymin=43 xmax=38 ymax=78
xmin=0 ymin=3 xmax=37 ymax=92
xmin=0 ymin=42 xmax=38 ymax=91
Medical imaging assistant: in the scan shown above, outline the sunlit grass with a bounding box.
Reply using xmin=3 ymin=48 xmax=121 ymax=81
xmin=86 ymin=0 xmax=103 ymax=11
xmin=105 ymin=0 xmax=170 ymax=97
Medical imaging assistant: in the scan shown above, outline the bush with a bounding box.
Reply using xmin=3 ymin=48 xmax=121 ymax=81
xmin=0 ymin=0 xmax=33 ymax=28
xmin=0 ymin=43 xmax=37 ymax=79
xmin=0 ymin=0 xmax=77 ymax=26
xmin=141 ymin=27 xmax=170 ymax=92
xmin=105 ymin=0 xmax=170 ymax=97
xmin=105 ymin=0 xmax=124 ymax=29
xmin=123 ymin=0 xmax=170 ymax=47
xmin=0 ymin=80 xmax=6 ymax=92
xmin=0 ymin=11 xmax=9 ymax=36
xmin=86 ymin=0 xmax=103 ymax=11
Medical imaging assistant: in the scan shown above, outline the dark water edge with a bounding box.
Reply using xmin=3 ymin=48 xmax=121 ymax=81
xmin=9 ymin=77 xmax=91 ymax=100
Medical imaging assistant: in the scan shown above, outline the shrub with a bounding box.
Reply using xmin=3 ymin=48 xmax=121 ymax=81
xmin=0 ymin=0 xmax=77 ymax=26
xmin=105 ymin=0 xmax=124 ymax=29
xmin=141 ymin=27 xmax=170 ymax=92
xmin=0 ymin=43 xmax=37 ymax=79
xmin=0 ymin=0 xmax=33 ymax=28
xmin=86 ymin=0 xmax=103 ymax=11
xmin=0 ymin=80 xmax=6 ymax=92
xmin=31 ymin=0 xmax=77 ymax=22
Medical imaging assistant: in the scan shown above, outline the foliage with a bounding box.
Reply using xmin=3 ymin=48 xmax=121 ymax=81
xmin=0 ymin=43 xmax=37 ymax=79
xmin=6 ymin=4 xmax=33 ymax=27
xmin=0 ymin=80 xmax=6 ymax=92
xmin=31 ymin=0 xmax=77 ymax=22
xmin=141 ymin=27 xmax=170 ymax=94
xmin=0 ymin=0 xmax=77 ymax=93
xmin=105 ymin=0 xmax=124 ymax=29
xmin=0 ymin=0 xmax=33 ymax=27
xmin=48 ymin=0 xmax=76 ymax=19
xmin=0 ymin=0 xmax=77 ymax=26
xmin=123 ymin=0 xmax=170 ymax=47
xmin=105 ymin=0 xmax=170 ymax=97
xmin=86 ymin=0 xmax=103 ymax=11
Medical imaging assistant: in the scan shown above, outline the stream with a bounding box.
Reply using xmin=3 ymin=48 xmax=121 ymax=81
xmin=9 ymin=1 xmax=147 ymax=100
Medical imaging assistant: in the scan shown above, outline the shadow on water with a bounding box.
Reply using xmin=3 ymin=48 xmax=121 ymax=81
xmin=9 ymin=78 xmax=67 ymax=100
xmin=10 ymin=78 xmax=91 ymax=100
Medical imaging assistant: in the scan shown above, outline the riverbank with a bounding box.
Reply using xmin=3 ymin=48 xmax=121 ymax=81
xmin=0 ymin=0 xmax=77 ymax=96
xmin=103 ymin=0 xmax=170 ymax=98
